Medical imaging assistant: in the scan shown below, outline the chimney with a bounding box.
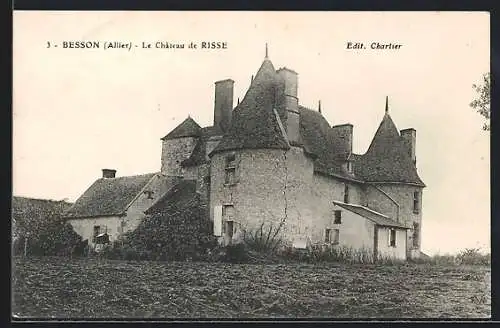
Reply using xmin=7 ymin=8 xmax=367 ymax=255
xmin=400 ymin=128 xmax=416 ymax=164
xmin=102 ymin=169 xmax=116 ymax=178
xmin=213 ymin=79 xmax=234 ymax=134
xmin=276 ymin=67 xmax=300 ymax=145
xmin=331 ymin=124 xmax=353 ymax=155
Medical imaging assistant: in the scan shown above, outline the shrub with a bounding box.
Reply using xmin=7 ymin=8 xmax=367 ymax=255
xmin=105 ymin=196 xmax=218 ymax=262
xmin=241 ymin=222 xmax=284 ymax=254
xmin=12 ymin=221 xmax=83 ymax=257
xmin=456 ymin=248 xmax=490 ymax=266
xmin=408 ymin=248 xmax=491 ymax=266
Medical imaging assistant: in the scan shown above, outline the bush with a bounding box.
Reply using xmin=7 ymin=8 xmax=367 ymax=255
xmin=13 ymin=221 xmax=84 ymax=257
xmin=104 ymin=196 xmax=218 ymax=262
xmin=408 ymin=248 xmax=491 ymax=266
xmin=456 ymin=248 xmax=490 ymax=266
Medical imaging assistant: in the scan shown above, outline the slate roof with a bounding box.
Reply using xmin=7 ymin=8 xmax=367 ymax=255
xmin=161 ymin=117 xmax=202 ymax=140
xmin=210 ymin=58 xmax=290 ymax=155
xmin=333 ymin=200 xmax=408 ymax=229
xmin=299 ymin=106 xmax=360 ymax=182
xmin=352 ymin=113 xmax=425 ymax=187
xmin=63 ymin=173 xmax=159 ymax=219
xmin=145 ymin=180 xmax=198 ymax=215
xmin=164 ymin=56 xmax=425 ymax=188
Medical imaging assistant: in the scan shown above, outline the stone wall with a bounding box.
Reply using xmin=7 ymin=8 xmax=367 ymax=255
xmin=161 ymin=137 xmax=197 ymax=176
xmin=210 ymin=147 xmax=314 ymax=245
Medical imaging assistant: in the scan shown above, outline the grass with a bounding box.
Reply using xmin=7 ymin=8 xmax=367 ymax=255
xmin=12 ymin=256 xmax=490 ymax=319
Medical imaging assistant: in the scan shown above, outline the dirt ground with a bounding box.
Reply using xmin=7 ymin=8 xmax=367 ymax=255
xmin=11 ymin=256 xmax=491 ymax=319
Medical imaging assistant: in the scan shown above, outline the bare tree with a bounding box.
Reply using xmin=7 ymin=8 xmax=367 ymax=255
xmin=470 ymin=72 xmax=491 ymax=131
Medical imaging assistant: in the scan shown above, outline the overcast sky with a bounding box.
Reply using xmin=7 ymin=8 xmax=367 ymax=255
xmin=13 ymin=11 xmax=490 ymax=255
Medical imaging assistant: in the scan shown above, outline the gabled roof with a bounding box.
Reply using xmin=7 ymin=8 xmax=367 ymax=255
xmin=333 ymin=201 xmax=408 ymax=229
xmin=63 ymin=173 xmax=159 ymax=219
xmin=352 ymin=112 xmax=425 ymax=187
xmin=145 ymin=180 xmax=198 ymax=215
xmin=161 ymin=116 xmax=202 ymax=140
xmin=210 ymin=58 xmax=290 ymax=155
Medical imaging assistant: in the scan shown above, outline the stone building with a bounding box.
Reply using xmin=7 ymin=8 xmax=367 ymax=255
xmin=63 ymin=50 xmax=425 ymax=260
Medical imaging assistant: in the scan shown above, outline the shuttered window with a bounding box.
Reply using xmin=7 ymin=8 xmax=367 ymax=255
xmin=213 ymin=205 xmax=223 ymax=236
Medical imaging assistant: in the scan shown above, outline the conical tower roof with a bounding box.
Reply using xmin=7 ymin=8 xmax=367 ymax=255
xmin=161 ymin=116 xmax=201 ymax=140
xmin=211 ymin=55 xmax=290 ymax=155
xmin=354 ymin=102 xmax=425 ymax=186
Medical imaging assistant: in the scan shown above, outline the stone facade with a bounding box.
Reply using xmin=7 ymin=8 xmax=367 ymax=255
xmin=65 ymin=52 xmax=426 ymax=262
xmin=161 ymin=137 xmax=197 ymax=176
xmin=67 ymin=174 xmax=177 ymax=247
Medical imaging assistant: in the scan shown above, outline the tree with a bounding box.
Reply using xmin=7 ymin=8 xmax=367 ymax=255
xmin=470 ymin=72 xmax=491 ymax=131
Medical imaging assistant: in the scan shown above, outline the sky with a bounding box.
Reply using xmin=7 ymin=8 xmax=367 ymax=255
xmin=13 ymin=11 xmax=490 ymax=255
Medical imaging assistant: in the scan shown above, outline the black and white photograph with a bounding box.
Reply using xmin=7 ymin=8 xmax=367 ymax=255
xmin=12 ymin=11 xmax=490 ymax=319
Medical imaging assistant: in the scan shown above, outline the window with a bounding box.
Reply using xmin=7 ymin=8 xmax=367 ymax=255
xmin=325 ymin=228 xmax=331 ymax=243
xmin=224 ymin=153 xmax=238 ymax=185
xmin=334 ymin=210 xmax=342 ymax=224
xmin=344 ymin=184 xmax=350 ymax=203
xmin=225 ymin=153 xmax=236 ymax=167
xmin=389 ymin=229 xmax=396 ymax=247
xmin=412 ymin=222 xmax=420 ymax=248
xmin=347 ymin=161 xmax=353 ymax=173
xmin=413 ymin=191 xmax=420 ymax=214
xmin=333 ymin=229 xmax=340 ymax=245
xmin=225 ymin=220 xmax=234 ymax=239
xmin=225 ymin=168 xmax=236 ymax=184
xmin=222 ymin=204 xmax=234 ymax=219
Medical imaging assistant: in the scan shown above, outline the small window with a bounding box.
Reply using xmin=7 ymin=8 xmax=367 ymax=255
xmin=224 ymin=154 xmax=238 ymax=185
xmin=344 ymin=184 xmax=350 ymax=203
xmin=347 ymin=161 xmax=353 ymax=173
xmin=413 ymin=191 xmax=420 ymax=214
xmin=325 ymin=228 xmax=331 ymax=243
xmin=412 ymin=222 xmax=420 ymax=248
xmin=144 ymin=190 xmax=154 ymax=199
xmin=222 ymin=204 xmax=234 ymax=218
xmin=225 ymin=220 xmax=234 ymax=239
xmin=224 ymin=168 xmax=236 ymax=185
xmin=334 ymin=210 xmax=342 ymax=224
xmin=389 ymin=229 xmax=396 ymax=247
xmin=225 ymin=153 xmax=236 ymax=168
xmin=333 ymin=229 xmax=340 ymax=245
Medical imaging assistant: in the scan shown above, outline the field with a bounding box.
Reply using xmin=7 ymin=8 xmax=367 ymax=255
xmin=12 ymin=256 xmax=490 ymax=319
